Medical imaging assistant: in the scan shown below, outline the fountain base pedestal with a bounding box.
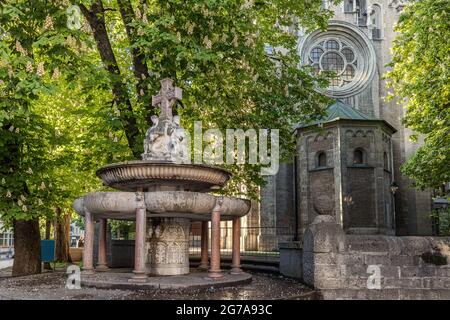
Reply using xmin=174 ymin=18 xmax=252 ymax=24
xmin=147 ymin=217 xmax=190 ymax=276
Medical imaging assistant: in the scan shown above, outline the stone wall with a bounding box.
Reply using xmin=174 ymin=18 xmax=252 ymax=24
xmin=280 ymin=216 xmax=450 ymax=299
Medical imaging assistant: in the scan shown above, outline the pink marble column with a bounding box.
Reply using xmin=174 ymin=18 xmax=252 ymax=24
xmin=82 ymin=209 xmax=95 ymax=274
xmin=130 ymin=191 xmax=148 ymax=282
xmin=209 ymin=199 xmax=223 ymax=279
xmin=199 ymin=221 xmax=209 ymax=270
xmin=96 ymin=218 xmax=109 ymax=272
xmin=231 ymin=218 xmax=243 ymax=274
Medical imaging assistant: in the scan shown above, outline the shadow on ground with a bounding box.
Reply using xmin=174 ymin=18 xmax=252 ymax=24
xmin=0 ymin=267 xmax=315 ymax=300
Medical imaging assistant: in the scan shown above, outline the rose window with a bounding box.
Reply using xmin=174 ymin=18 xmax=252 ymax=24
xmin=309 ymin=39 xmax=358 ymax=89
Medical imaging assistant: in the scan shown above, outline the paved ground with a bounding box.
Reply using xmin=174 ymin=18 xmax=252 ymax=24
xmin=0 ymin=267 xmax=315 ymax=300
xmin=82 ymin=269 xmax=253 ymax=290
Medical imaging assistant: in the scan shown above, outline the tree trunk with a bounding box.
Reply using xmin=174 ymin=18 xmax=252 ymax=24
xmin=12 ymin=219 xmax=41 ymax=277
xmin=43 ymin=219 xmax=53 ymax=270
xmin=54 ymin=207 xmax=70 ymax=262
xmin=79 ymin=0 xmax=141 ymax=157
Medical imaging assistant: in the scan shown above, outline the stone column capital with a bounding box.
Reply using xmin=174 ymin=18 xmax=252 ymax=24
xmin=135 ymin=191 xmax=146 ymax=209
xmin=213 ymin=197 xmax=224 ymax=212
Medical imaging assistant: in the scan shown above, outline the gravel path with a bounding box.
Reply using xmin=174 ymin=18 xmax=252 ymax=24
xmin=0 ymin=269 xmax=315 ymax=300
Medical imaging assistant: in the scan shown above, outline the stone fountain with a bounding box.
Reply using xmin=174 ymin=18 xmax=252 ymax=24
xmin=73 ymin=78 xmax=251 ymax=285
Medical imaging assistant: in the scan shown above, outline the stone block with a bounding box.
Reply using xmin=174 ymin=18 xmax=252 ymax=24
xmin=421 ymin=277 xmax=433 ymax=289
xmin=382 ymin=277 xmax=422 ymax=289
xmin=314 ymin=277 xmax=345 ymax=290
xmin=380 ymin=265 xmax=401 ymax=279
xmin=346 ymin=253 xmax=365 ymax=265
xmin=430 ymin=278 xmax=450 ymax=289
xmin=435 ymin=267 xmax=450 ymax=277
xmin=303 ymin=215 xmax=346 ymax=254
xmin=279 ymin=242 xmax=303 ymax=279
xmin=389 ymin=255 xmax=419 ymax=266
xmin=346 ymin=235 xmax=390 ymax=253
xmin=314 ymin=264 xmax=342 ymax=279
xmin=313 ymin=252 xmax=337 ymax=265
xmin=398 ymin=289 xmax=442 ymax=300
xmin=398 ymin=237 xmax=433 ymax=256
xmin=399 ymin=266 xmax=420 ymax=278
xmin=418 ymin=265 xmax=438 ymax=277
xmin=346 ymin=276 xmax=370 ymax=289
xmin=364 ymin=254 xmax=390 ymax=265
xmin=346 ymin=263 xmax=367 ymax=277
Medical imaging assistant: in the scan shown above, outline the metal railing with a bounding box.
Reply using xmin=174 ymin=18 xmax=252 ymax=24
xmin=189 ymin=226 xmax=295 ymax=257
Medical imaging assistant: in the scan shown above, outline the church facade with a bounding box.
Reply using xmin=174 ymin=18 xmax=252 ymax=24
xmin=259 ymin=0 xmax=434 ymax=248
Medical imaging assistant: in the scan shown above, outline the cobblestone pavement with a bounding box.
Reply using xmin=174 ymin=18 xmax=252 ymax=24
xmin=0 ymin=268 xmax=315 ymax=300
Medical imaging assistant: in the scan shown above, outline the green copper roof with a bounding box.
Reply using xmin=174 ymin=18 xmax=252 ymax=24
xmin=296 ymin=100 xmax=379 ymax=129
xmin=324 ymin=100 xmax=373 ymax=121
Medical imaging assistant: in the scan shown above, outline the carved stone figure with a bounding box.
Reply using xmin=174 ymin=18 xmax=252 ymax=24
xmin=141 ymin=78 xmax=189 ymax=162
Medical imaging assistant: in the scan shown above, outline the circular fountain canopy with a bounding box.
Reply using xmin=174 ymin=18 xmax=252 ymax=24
xmin=96 ymin=161 xmax=232 ymax=192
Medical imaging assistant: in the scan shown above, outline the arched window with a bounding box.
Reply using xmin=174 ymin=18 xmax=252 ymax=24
xmin=356 ymin=0 xmax=367 ymax=26
xmin=353 ymin=148 xmax=364 ymax=164
xmin=344 ymin=0 xmax=354 ymax=12
xmin=371 ymin=4 xmax=382 ymax=39
xmin=383 ymin=152 xmax=389 ymax=170
xmin=317 ymin=152 xmax=327 ymax=168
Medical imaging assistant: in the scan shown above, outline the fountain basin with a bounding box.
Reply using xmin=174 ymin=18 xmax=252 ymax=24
xmin=73 ymin=191 xmax=251 ymax=221
xmin=73 ymin=191 xmax=250 ymax=276
xmin=96 ymin=161 xmax=232 ymax=192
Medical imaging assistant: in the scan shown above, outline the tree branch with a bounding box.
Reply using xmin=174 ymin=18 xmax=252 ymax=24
xmin=79 ymin=0 xmax=141 ymax=157
xmin=117 ymin=0 xmax=155 ymax=125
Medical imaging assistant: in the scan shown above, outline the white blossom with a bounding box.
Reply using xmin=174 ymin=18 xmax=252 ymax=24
xmin=241 ymin=0 xmax=254 ymax=10
xmin=186 ymin=22 xmax=195 ymax=35
xmin=15 ymin=40 xmax=27 ymax=56
xmin=36 ymin=62 xmax=45 ymax=77
xmin=135 ymin=7 xmax=142 ymax=19
xmin=1 ymin=178 xmax=5 ymax=184
xmin=15 ymin=127 xmax=20 ymax=133
xmin=27 ymin=167 xmax=33 ymax=174
xmin=203 ymin=35 xmax=212 ymax=49
xmin=81 ymin=21 xmax=92 ymax=33
xmin=38 ymin=199 xmax=43 ymax=205
xmin=221 ymin=33 xmax=228 ymax=43
xmin=26 ymin=61 xmax=33 ymax=73
xmin=6 ymin=190 xmax=11 ymax=198
xmin=65 ymin=35 xmax=77 ymax=49
xmin=40 ymin=181 xmax=46 ymax=190
xmin=44 ymin=15 xmax=54 ymax=30
xmin=18 ymin=199 xmax=23 ymax=206
xmin=52 ymin=67 xmax=60 ymax=80
xmin=22 ymin=205 xmax=27 ymax=212
xmin=232 ymin=35 xmax=239 ymax=47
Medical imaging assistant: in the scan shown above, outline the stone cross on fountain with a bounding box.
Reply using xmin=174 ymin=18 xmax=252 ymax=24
xmin=151 ymin=78 xmax=182 ymax=124
xmin=142 ymin=78 xmax=188 ymax=163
